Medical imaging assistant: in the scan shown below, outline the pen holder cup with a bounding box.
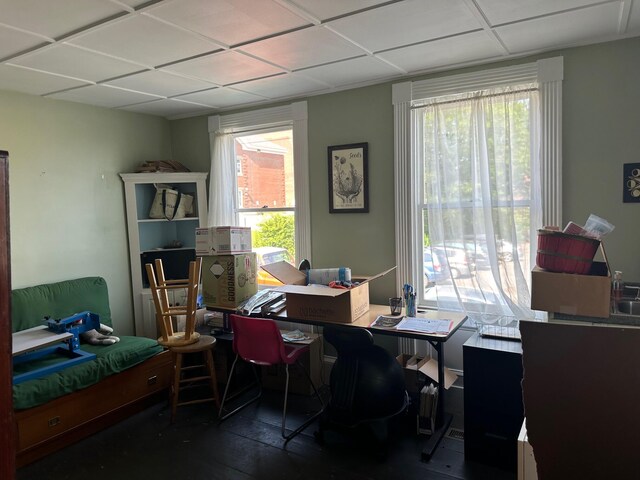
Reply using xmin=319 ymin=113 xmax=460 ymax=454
xmin=389 ymin=297 xmax=403 ymax=316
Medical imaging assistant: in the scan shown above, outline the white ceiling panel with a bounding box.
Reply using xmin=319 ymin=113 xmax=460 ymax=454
xmin=233 ymin=73 xmax=328 ymax=99
xmin=475 ymin=0 xmax=606 ymax=26
xmin=0 ymin=0 xmax=638 ymax=117
xmin=239 ymin=26 xmax=366 ymax=70
xmin=68 ymin=15 xmax=221 ymax=67
xmin=9 ymin=44 xmax=144 ymax=82
xmin=0 ymin=25 xmax=46 ymax=60
xmin=0 ymin=64 xmax=90 ymax=96
xmin=105 ymin=70 xmax=215 ymax=97
xmin=287 ymin=0 xmax=392 ymax=21
xmin=119 ymin=98 xmax=213 ymax=117
xmin=48 ymin=84 xmax=161 ymax=108
xmin=328 ymin=0 xmax=482 ymax=53
xmin=162 ymin=50 xmax=285 ymax=86
xmin=174 ymin=87 xmax=267 ymax=108
xmin=146 ymin=0 xmax=310 ymax=47
xmin=0 ymin=0 xmax=125 ymax=39
xmin=377 ymin=31 xmax=504 ymax=73
xmin=299 ymin=56 xmax=403 ymax=87
xmin=496 ymin=2 xmax=622 ymax=53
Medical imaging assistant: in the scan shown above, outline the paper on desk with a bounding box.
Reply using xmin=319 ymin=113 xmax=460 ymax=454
xmin=370 ymin=315 xmax=403 ymax=328
xmin=395 ymin=317 xmax=452 ymax=334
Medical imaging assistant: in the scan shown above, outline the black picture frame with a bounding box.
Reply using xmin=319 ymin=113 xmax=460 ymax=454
xmin=328 ymin=142 xmax=369 ymax=213
xmin=623 ymin=162 xmax=640 ymax=203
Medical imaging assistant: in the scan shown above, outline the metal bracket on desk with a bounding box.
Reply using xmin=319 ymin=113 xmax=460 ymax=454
xmin=13 ymin=346 xmax=96 ymax=385
xmin=12 ymin=311 xmax=101 ymax=385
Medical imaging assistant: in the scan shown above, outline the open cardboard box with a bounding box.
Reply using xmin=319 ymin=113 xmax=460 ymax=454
xmin=262 ymin=261 xmax=395 ymax=323
xmin=531 ymin=243 xmax=611 ymax=318
xmin=397 ymin=354 xmax=458 ymax=393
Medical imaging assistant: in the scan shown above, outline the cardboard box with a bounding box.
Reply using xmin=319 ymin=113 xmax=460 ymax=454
xmin=196 ymin=226 xmax=251 ymax=256
xmin=396 ymin=354 xmax=458 ymax=393
xmin=262 ymin=262 xmax=395 ymax=323
xmin=201 ymin=253 xmax=257 ymax=308
xmin=531 ymin=264 xmax=611 ymax=318
xmin=261 ymin=333 xmax=323 ymax=395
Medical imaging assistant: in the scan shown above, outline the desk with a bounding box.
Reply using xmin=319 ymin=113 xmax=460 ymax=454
xmin=208 ymin=303 xmax=467 ymax=460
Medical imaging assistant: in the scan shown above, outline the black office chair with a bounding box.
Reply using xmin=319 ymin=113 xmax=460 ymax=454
xmin=315 ymin=325 xmax=409 ymax=454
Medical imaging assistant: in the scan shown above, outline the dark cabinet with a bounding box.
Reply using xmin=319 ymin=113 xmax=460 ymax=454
xmin=463 ymin=333 xmax=523 ymax=471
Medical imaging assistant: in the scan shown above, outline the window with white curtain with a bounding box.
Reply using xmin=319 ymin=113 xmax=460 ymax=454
xmin=393 ymin=58 xmax=563 ymax=328
xmin=207 ymin=102 xmax=310 ymax=287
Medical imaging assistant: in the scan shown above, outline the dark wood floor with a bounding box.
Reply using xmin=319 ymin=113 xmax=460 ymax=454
xmin=17 ymin=387 xmax=515 ymax=480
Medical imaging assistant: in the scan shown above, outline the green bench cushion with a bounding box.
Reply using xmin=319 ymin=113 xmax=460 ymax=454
xmin=13 ymin=336 xmax=163 ymax=410
xmin=12 ymin=277 xmax=113 ymax=332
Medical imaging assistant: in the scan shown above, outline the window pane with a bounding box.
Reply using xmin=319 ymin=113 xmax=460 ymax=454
xmin=235 ymin=130 xmax=294 ymax=209
xmin=239 ymin=211 xmax=295 ymax=287
xmin=420 ymin=87 xmax=535 ymax=318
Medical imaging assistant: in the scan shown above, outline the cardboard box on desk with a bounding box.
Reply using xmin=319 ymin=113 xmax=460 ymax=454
xmin=196 ymin=226 xmax=251 ymax=256
xmin=201 ymin=253 xmax=257 ymax=309
xmin=262 ymin=262 xmax=395 ymax=323
xmin=397 ymin=354 xmax=458 ymax=393
xmin=531 ymin=248 xmax=610 ymax=318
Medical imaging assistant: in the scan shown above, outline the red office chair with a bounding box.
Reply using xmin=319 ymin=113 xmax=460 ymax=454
xmin=218 ymin=314 xmax=325 ymax=441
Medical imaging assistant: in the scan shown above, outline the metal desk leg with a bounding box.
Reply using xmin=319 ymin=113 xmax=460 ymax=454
xmin=421 ymin=340 xmax=452 ymax=461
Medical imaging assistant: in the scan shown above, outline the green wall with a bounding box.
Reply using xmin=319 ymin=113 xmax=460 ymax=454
xmin=5 ymin=36 xmax=636 ymax=338
xmin=172 ymin=36 xmax=640 ymax=287
xmin=562 ymin=38 xmax=640 ymax=277
xmin=1 ymin=90 xmax=171 ymax=335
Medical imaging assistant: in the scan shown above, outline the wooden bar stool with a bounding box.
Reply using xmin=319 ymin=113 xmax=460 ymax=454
xmin=145 ymin=257 xmax=220 ymax=422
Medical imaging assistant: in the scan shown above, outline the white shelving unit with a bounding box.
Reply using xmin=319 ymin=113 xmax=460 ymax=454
xmin=120 ymin=172 xmax=208 ymax=338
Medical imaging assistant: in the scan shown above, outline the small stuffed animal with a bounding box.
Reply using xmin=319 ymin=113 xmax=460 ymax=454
xmin=81 ymin=323 xmax=120 ymax=346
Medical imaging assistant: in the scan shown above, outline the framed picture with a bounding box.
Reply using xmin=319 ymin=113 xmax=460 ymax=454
xmin=623 ymin=162 xmax=640 ymax=202
xmin=328 ymin=142 xmax=369 ymax=213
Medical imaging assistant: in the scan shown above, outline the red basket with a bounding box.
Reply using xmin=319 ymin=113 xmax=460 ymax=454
xmin=536 ymin=229 xmax=600 ymax=274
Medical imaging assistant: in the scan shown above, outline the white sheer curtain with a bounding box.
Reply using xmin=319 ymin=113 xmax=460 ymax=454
xmin=418 ymin=86 xmax=541 ymax=324
xmin=207 ymin=130 xmax=237 ymax=227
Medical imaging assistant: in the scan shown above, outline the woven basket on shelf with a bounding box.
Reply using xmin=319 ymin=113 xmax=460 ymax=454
xmin=536 ymin=229 xmax=600 ymax=274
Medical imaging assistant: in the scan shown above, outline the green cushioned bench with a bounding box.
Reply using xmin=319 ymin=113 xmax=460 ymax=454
xmin=12 ymin=277 xmax=171 ymax=466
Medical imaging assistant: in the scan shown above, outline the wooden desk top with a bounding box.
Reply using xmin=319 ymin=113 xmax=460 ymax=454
xmin=269 ymin=304 xmax=467 ymax=342
xmin=207 ymin=303 xmax=467 ymax=342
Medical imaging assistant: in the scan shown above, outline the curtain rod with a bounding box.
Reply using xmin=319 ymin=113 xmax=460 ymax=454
xmin=411 ymin=87 xmax=538 ymax=110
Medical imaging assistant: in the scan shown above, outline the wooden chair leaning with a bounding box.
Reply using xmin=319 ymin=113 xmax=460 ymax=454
xmin=145 ymin=257 xmax=220 ymax=422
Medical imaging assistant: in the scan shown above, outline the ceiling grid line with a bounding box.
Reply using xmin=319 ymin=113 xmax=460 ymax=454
xmin=0 ymin=0 xmax=635 ymax=117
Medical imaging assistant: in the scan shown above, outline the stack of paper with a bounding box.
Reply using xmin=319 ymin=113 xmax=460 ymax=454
xmin=396 ymin=317 xmax=452 ymax=334
xmin=370 ymin=315 xmax=452 ymax=334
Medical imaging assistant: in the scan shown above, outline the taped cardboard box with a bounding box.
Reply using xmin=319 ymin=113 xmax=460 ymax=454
xmin=201 ymin=253 xmax=257 ymax=309
xmin=396 ymin=354 xmax=458 ymax=393
xmin=196 ymin=226 xmax=251 ymax=255
xmin=262 ymin=262 xmax=395 ymax=323
xmin=531 ymin=244 xmax=610 ymax=318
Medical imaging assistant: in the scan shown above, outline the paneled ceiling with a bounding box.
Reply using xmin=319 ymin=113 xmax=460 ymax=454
xmin=1 ymin=0 xmax=638 ymax=119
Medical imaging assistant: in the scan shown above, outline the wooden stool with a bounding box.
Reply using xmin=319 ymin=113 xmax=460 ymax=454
xmin=145 ymin=257 xmax=220 ymax=422
xmin=170 ymin=335 xmax=220 ymax=423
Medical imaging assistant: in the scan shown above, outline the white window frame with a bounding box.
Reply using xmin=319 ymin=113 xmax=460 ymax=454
xmin=392 ymin=58 xmax=563 ymax=316
xmin=207 ymin=102 xmax=311 ymax=264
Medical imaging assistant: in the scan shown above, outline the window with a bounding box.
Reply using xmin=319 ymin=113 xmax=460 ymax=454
xmin=208 ymin=103 xmax=310 ymax=288
xmin=418 ymin=86 xmax=538 ymax=318
xmin=235 ymin=130 xmax=295 ymax=286
xmin=393 ymin=59 xmax=563 ymax=324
